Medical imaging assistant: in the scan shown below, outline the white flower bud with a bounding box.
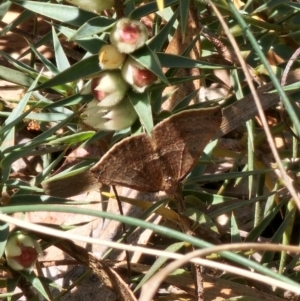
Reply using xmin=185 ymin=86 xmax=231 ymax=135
xmin=99 ymin=44 xmax=126 ymax=70
xmin=91 ymin=71 xmax=129 ymax=107
xmin=110 ymin=18 xmax=148 ymax=54
xmin=81 ymin=97 xmax=138 ymax=131
xmin=121 ymin=57 xmax=158 ymax=93
xmin=5 ymin=233 xmax=42 ymax=272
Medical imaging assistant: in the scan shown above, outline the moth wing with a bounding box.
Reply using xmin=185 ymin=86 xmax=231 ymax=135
xmin=91 ymin=134 xmax=163 ymax=192
xmin=152 ymin=106 xmax=222 ymax=192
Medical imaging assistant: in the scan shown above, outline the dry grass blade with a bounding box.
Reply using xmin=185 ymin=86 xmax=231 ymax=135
xmin=140 ymin=243 xmax=300 ymax=301
xmin=208 ymin=0 xmax=300 ymax=210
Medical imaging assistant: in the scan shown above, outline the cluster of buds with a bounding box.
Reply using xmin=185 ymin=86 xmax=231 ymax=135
xmin=81 ymin=71 xmax=138 ymax=130
xmin=81 ymin=18 xmax=159 ymax=131
xmin=81 ymin=97 xmax=138 ymax=131
xmin=5 ymin=233 xmax=42 ymax=272
xmin=98 ymin=18 xmax=158 ymax=93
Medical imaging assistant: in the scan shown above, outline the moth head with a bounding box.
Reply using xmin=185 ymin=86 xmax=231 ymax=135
xmin=162 ymin=176 xmax=177 ymax=195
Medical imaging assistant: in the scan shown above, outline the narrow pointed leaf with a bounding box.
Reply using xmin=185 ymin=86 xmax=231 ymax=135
xmin=148 ymin=8 xmax=179 ymax=52
xmin=127 ymin=90 xmax=153 ymax=134
xmin=35 ymin=55 xmax=100 ymax=91
xmin=10 ymin=0 xmax=97 ymax=27
xmin=52 ymin=27 xmax=70 ymax=71
xmin=130 ymin=45 xmax=168 ymax=84
xmin=179 ymin=0 xmax=189 ymax=40
xmin=71 ymin=16 xmax=115 ymax=40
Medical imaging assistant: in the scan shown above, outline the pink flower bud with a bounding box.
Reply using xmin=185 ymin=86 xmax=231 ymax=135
xmin=98 ymin=44 xmax=126 ymax=70
xmin=90 ymin=71 xmax=129 ymax=107
xmin=110 ymin=18 xmax=148 ymax=54
xmin=5 ymin=233 xmax=42 ymax=272
xmin=121 ymin=57 xmax=158 ymax=93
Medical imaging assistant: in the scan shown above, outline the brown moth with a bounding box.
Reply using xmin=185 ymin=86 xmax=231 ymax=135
xmin=90 ymin=106 xmax=222 ymax=194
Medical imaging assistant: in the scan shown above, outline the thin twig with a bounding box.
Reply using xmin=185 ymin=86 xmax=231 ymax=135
xmin=209 ymin=0 xmax=300 ymax=210
xmin=280 ymin=47 xmax=300 ymax=142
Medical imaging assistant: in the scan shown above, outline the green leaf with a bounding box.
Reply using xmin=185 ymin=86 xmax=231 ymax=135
xmin=52 ymin=23 xmax=77 ymax=40
xmin=46 ymin=132 xmax=95 ymax=145
xmin=148 ymin=8 xmax=179 ymax=52
xmin=284 ymin=1 xmax=300 ymax=10
xmin=71 ymin=16 xmax=115 ymax=40
xmin=0 ymin=222 xmax=9 ymax=258
xmin=0 ymin=7 xmax=34 ymax=36
xmin=0 ymin=50 xmax=72 ymax=95
xmin=19 ymin=271 xmax=50 ymax=301
xmin=134 ymin=242 xmax=185 ymax=292
xmin=52 ymin=27 xmax=70 ymax=71
xmin=20 ymin=31 xmax=54 ymax=61
xmin=245 ymin=200 xmax=287 ymax=242
xmin=172 ymin=89 xmax=199 ymax=112
xmin=150 ymin=74 xmax=204 ymax=91
xmin=53 ymin=23 xmax=106 ymax=54
xmin=246 ymin=33 xmax=278 ymax=66
xmin=130 ymin=45 xmax=168 ymax=84
xmin=208 ymin=194 xmax=272 ymax=219
xmin=261 ymin=208 xmax=295 ymax=264
xmin=252 ymin=0 xmax=284 ymax=14
xmin=1 ymin=113 xmax=76 ymax=168
xmin=127 ymin=90 xmax=153 ymax=134
xmin=230 ymin=214 xmax=242 ymax=243
xmin=1 ymin=205 xmax=299 ymax=288
xmin=35 ymin=55 xmax=100 ymax=91
xmin=0 ymin=50 xmax=36 ymax=74
xmin=227 ymin=0 xmax=300 ymax=145
xmin=5 ymin=180 xmax=44 ymax=193
xmin=44 ymin=93 xmax=93 ymax=109
xmin=0 ymin=75 xmax=41 ymax=142
xmin=0 ymin=111 xmax=72 ymax=122
xmin=0 ymin=1 xmax=10 ymax=21
xmin=157 ymin=52 xmax=232 ymax=69
xmin=27 ymin=43 xmax=59 ymax=76
xmin=185 ymin=208 xmax=218 ymax=231
xmin=183 ymin=190 xmax=238 ymax=205
xmin=6 ymin=278 xmax=21 ymax=299
xmin=0 ymin=65 xmax=33 ymax=87
xmin=33 ymin=149 xmax=67 ymax=187
xmin=267 ymin=81 xmax=300 ymax=93
xmin=41 ymin=160 xmax=93 ymax=183
xmin=179 ymin=0 xmax=190 ymax=39
xmin=10 ymin=0 xmax=97 ymax=27
xmin=8 ymin=195 xmax=72 ymax=205
xmin=185 ymin=169 xmax=271 ymax=186
xmin=130 ymin=0 xmax=179 ymax=19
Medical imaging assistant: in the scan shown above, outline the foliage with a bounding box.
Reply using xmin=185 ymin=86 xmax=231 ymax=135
xmin=1 ymin=0 xmax=300 ymax=300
